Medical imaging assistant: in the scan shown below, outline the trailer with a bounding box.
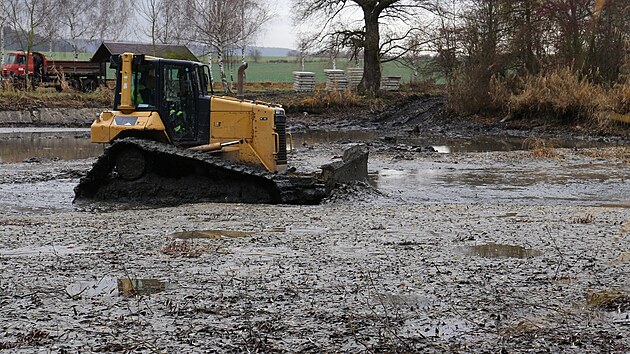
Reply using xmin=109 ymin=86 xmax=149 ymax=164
xmin=1 ymin=51 xmax=103 ymax=92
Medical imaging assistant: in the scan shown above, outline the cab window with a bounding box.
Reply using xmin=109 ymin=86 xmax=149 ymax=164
xmin=131 ymin=62 xmax=156 ymax=109
xmin=163 ymin=64 xmax=197 ymax=141
xmin=203 ymin=66 xmax=212 ymax=94
xmin=196 ymin=65 xmax=211 ymax=96
xmin=6 ymin=54 xmax=16 ymax=64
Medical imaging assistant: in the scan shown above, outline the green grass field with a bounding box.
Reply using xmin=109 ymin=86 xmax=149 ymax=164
xmin=205 ymin=56 xmax=426 ymax=83
xmin=38 ymin=52 xmax=441 ymax=84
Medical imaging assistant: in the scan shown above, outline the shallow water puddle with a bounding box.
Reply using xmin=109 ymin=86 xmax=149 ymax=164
xmin=291 ymin=130 xmax=378 ymax=146
xmin=66 ymin=276 xmax=171 ymax=298
xmin=369 ymin=160 xmax=629 ymax=207
xmin=293 ymin=131 xmax=608 ymax=153
xmin=265 ymin=226 xmax=287 ymax=232
xmin=460 ymin=243 xmax=542 ymax=259
xmin=0 ymin=244 xmax=96 ymax=257
xmin=171 ymin=229 xmax=253 ymax=239
xmin=399 ymin=135 xmax=612 ymax=153
xmin=118 ymin=278 xmax=169 ymax=297
xmin=0 ymin=128 xmax=102 ymax=163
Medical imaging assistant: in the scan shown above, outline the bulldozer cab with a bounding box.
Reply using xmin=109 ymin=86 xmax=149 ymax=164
xmin=111 ymin=54 xmax=211 ymax=147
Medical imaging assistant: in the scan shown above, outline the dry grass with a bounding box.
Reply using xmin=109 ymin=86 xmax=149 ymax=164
xmin=499 ymin=320 xmax=542 ymax=337
xmin=621 ymin=217 xmax=630 ymax=237
xmin=1 ymin=79 xmax=15 ymax=92
xmin=487 ymin=67 xmax=630 ymax=130
xmin=581 ymin=147 xmax=630 ymax=162
xmin=0 ymin=86 xmax=113 ymax=110
xmin=506 ymin=68 xmax=603 ymax=122
xmin=586 ymin=289 xmax=630 ymax=312
xmin=161 ymin=240 xmax=205 ymax=258
xmin=571 ymin=213 xmax=595 ymax=224
xmin=299 ymin=89 xmax=362 ymax=110
xmin=272 ymin=89 xmax=373 ymax=114
xmin=522 ymin=137 xmax=558 ymax=158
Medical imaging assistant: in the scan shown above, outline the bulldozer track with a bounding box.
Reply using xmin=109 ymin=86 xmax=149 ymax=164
xmin=74 ymin=138 xmax=328 ymax=205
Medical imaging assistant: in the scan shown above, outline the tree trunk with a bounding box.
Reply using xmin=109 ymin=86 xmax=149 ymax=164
xmin=523 ymin=0 xmax=536 ymax=73
xmin=207 ymin=48 xmax=215 ymax=91
xmin=217 ymin=46 xmax=229 ymax=94
xmin=359 ymin=7 xmax=381 ymax=97
xmin=0 ymin=26 xmax=4 ymax=65
xmin=73 ymin=39 xmax=78 ymax=60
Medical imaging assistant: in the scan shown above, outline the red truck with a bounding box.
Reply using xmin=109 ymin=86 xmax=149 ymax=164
xmin=1 ymin=51 xmax=103 ymax=91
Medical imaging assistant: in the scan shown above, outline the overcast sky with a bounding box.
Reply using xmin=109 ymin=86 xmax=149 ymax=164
xmin=258 ymin=0 xmax=296 ymax=49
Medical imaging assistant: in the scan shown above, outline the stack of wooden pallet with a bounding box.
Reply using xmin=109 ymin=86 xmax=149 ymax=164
xmin=381 ymin=76 xmax=402 ymax=91
xmin=293 ymin=71 xmax=316 ymax=92
xmin=324 ymin=69 xmax=348 ymax=91
xmin=346 ymin=67 xmax=363 ymax=89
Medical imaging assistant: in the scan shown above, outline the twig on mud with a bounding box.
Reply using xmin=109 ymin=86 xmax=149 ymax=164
xmin=432 ymin=262 xmax=443 ymax=275
xmin=64 ymin=273 xmax=115 ymax=299
xmin=545 ymin=226 xmax=565 ymax=280
xmin=447 ymin=304 xmax=486 ymax=331
xmin=50 ymin=244 xmax=63 ymax=265
xmin=105 ymin=331 xmax=161 ymax=353
xmin=362 ymin=269 xmax=421 ymax=350
xmin=348 ymin=315 xmax=376 ymax=354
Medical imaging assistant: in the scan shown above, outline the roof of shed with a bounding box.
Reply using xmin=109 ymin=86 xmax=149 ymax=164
xmin=91 ymin=41 xmax=198 ymax=62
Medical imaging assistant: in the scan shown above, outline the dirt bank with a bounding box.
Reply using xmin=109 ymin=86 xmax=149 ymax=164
xmin=0 ymin=108 xmax=104 ymax=127
xmin=0 ymin=143 xmax=628 ymax=352
xmin=1 ymin=90 xmax=628 ymax=142
xmin=286 ymin=93 xmax=630 ymax=143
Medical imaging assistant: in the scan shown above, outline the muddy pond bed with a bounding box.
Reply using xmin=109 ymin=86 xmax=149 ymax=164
xmin=0 ymin=128 xmax=628 ymax=352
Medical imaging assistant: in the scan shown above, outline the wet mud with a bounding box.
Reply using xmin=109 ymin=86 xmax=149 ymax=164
xmin=0 ymin=108 xmax=629 ymax=352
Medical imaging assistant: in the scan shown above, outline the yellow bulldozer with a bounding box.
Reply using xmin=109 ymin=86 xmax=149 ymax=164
xmin=74 ymin=53 xmax=368 ymax=205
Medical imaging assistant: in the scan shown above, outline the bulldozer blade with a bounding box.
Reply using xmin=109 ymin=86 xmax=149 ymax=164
xmin=320 ymin=144 xmax=369 ymax=191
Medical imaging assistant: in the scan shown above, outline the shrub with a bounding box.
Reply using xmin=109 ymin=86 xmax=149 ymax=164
xmin=446 ymin=68 xmax=500 ymax=115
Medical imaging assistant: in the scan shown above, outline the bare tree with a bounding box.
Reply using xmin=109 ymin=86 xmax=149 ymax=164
xmin=187 ymin=0 xmax=270 ymax=94
xmin=57 ymin=0 xmax=102 ymax=59
xmin=397 ymin=34 xmax=431 ymax=83
xmin=188 ymin=0 xmax=239 ymax=93
xmin=4 ymin=0 xmax=58 ymax=88
xmin=95 ymin=0 xmax=133 ymax=41
xmin=0 ymin=8 xmax=6 ymax=65
xmin=424 ymin=0 xmax=463 ymax=84
xmin=292 ymin=0 xmax=432 ymax=96
xmin=137 ymin=0 xmax=188 ymax=52
xmin=296 ymin=33 xmax=317 ymax=71
xmin=248 ymin=48 xmax=262 ymax=63
xmin=236 ymin=0 xmax=271 ymax=62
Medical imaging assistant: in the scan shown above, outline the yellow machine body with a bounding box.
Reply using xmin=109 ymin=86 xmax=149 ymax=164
xmin=91 ymin=53 xmax=286 ymax=173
